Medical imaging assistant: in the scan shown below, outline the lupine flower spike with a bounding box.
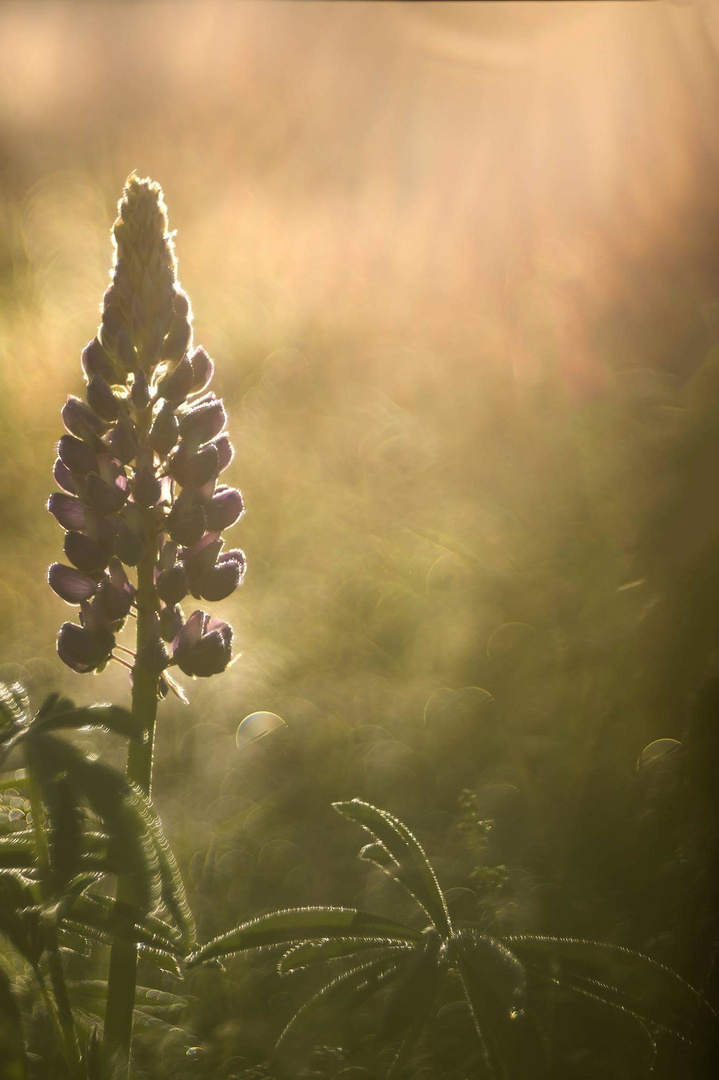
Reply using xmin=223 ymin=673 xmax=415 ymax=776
xmin=47 ymin=174 xmax=245 ymax=692
xmin=47 ymin=174 xmax=244 ymax=1069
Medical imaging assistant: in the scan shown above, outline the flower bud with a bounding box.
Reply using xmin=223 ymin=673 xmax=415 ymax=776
xmin=168 ymin=442 xmax=219 ymax=488
xmin=87 ymin=376 xmax=121 ymax=422
xmin=150 ymin=400 xmax=179 ymax=457
xmin=48 ymin=492 xmax=86 ymax=531
xmin=48 ymin=564 xmax=98 ymax=604
xmin=156 ymin=565 xmax=188 ymax=606
xmin=166 ymin=488 xmax=206 ymax=546
xmin=205 ymin=486 xmax=244 ymax=531
xmin=130 ymin=370 xmax=151 ymax=410
xmin=179 ymin=398 xmax=226 ymax=447
xmin=134 ymin=465 xmax=161 ymax=508
xmin=81 ymin=338 xmax=116 ymax=383
xmin=114 ymin=513 xmax=145 ymax=566
xmin=159 ymin=604 xmax=184 ymax=642
xmin=158 ymin=356 xmax=194 ymax=404
xmin=212 ymin=433 xmax=234 ymax=474
xmin=116 ymin=326 xmax=138 ymax=373
xmin=105 ymin=412 xmax=138 ymax=465
xmin=188 ymin=346 xmax=214 ymax=395
xmin=184 ymin=535 xmax=222 ymax=577
xmin=162 ymin=313 xmax=192 ymax=364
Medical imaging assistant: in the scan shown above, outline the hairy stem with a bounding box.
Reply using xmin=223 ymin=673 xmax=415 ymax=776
xmin=104 ymin=438 xmax=160 ymax=1072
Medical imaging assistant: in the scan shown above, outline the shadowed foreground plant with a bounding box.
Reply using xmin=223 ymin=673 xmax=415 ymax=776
xmin=0 ymin=682 xmax=188 ymax=1079
xmin=188 ymin=799 xmax=717 ymax=1079
xmin=46 ymin=174 xmax=244 ymax=1073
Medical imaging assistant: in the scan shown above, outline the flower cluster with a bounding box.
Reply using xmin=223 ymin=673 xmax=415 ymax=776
xmin=48 ymin=175 xmax=244 ymax=686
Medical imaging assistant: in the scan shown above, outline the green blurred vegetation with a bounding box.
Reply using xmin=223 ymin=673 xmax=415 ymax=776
xmin=1 ymin=1 xmax=718 ymax=1076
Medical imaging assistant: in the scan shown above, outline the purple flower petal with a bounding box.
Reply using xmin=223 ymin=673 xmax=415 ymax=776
xmin=58 ymin=434 xmax=98 ymax=475
xmin=195 ymin=560 xmax=242 ymax=602
xmin=47 ymin=492 xmax=86 ymax=531
xmin=48 ymin=563 xmax=98 ymax=604
xmin=53 ymin=458 xmax=77 ymax=495
xmin=64 ymin=531 xmax=109 ymax=573
xmin=84 ymin=472 xmax=129 ymax=516
xmin=57 ymin=621 xmax=114 ymax=674
xmin=62 ymin=395 xmax=108 ymax=438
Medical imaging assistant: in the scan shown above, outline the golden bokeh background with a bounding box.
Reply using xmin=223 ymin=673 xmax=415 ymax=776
xmin=1 ymin=2 xmax=718 ymax=1074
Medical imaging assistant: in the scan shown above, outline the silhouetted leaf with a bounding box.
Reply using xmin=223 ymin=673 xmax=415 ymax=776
xmin=380 ymin=931 xmax=443 ymax=1079
xmin=274 ymin=952 xmax=405 ymax=1063
xmin=31 ymin=704 xmax=145 ymax=742
xmin=455 ymin=930 xmax=544 ymax=1080
xmin=0 ymin=831 xmax=34 ymax=870
xmin=333 ymin=800 xmax=451 ymax=934
xmin=62 ymin=892 xmax=182 ymax=950
xmin=278 ymin=937 xmax=413 ymax=976
xmin=506 ymin=936 xmax=716 ymax=1044
xmin=189 ymin=907 xmax=421 ymax=966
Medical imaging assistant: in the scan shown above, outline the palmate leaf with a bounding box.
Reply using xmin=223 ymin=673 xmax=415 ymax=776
xmin=189 ymin=907 xmax=422 ymax=966
xmin=0 ymin=960 xmax=26 ymax=1080
xmin=274 ymin=952 xmax=406 ymax=1065
xmin=454 ymin=930 xmax=546 ymax=1080
xmin=333 ymin=800 xmax=451 ymax=936
xmin=278 ymin=937 xmax=413 ymax=976
xmin=505 ymin=936 xmax=717 ymax=1045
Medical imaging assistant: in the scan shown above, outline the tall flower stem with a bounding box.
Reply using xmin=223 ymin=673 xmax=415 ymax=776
xmin=104 ymin=436 xmax=161 ymax=1070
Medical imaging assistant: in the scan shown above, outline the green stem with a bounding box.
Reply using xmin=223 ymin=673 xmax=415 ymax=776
xmin=27 ymin=776 xmax=82 ymax=1077
xmin=103 ymin=474 xmax=160 ymax=1074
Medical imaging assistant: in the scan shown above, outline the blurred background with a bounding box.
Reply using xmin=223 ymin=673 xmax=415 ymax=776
xmin=1 ymin=1 xmax=719 ymax=1076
